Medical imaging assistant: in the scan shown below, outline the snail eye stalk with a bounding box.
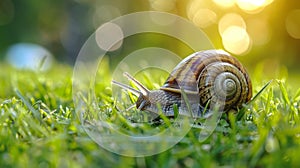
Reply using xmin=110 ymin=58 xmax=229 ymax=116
xmin=123 ymin=72 xmax=150 ymax=96
xmin=111 ymin=80 xmax=141 ymax=96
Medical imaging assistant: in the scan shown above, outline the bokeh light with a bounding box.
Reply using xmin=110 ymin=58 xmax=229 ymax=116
xmin=213 ymin=0 xmax=235 ymax=8
xmin=149 ymin=0 xmax=176 ymax=12
xmin=187 ymin=0 xmax=217 ymax=28
xmin=0 ymin=0 xmax=298 ymax=73
xmin=221 ymin=26 xmax=251 ymax=55
xmin=218 ymin=13 xmax=246 ymax=35
xmin=187 ymin=0 xmax=206 ymax=21
xmin=192 ymin=9 xmax=217 ymax=28
xmin=95 ymin=22 xmax=124 ymax=51
xmin=286 ymin=9 xmax=300 ymax=39
xmin=186 ymin=0 xmax=276 ymax=56
xmin=236 ymin=0 xmax=273 ymax=14
xmin=5 ymin=43 xmax=54 ymax=71
xmin=218 ymin=13 xmax=251 ymax=54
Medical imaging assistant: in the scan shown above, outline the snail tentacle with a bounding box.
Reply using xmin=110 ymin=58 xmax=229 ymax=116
xmin=123 ymin=72 xmax=150 ymax=96
xmin=111 ymin=80 xmax=141 ymax=96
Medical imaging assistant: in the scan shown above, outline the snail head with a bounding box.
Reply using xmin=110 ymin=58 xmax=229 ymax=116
xmin=112 ymin=72 xmax=151 ymax=111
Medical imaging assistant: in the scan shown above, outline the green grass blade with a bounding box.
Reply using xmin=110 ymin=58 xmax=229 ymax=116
xmin=15 ymin=89 xmax=42 ymax=122
xmin=38 ymin=55 xmax=48 ymax=71
xmin=250 ymin=80 xmax=273 ymax=103
xmin=293 ymin=88 xmax=300 ymax=102
xmin=277 ymin=80 xmax=291 ymax=105
xmin=237 ymin=80 xmax=272 ymax=120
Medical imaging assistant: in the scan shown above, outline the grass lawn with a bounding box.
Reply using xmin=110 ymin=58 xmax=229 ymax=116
xmin=1 ymin=60 xmax=300 ymax=168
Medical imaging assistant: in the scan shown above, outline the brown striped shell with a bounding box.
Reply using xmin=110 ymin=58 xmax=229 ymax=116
xmin=160 ymin=50 xmax=252 ymax=112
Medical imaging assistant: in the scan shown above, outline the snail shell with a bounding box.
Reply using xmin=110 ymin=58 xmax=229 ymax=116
xmin=112 ymin=50 xmax=252 ymax=118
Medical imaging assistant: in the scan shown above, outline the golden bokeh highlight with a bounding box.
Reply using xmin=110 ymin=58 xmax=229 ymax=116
xmin=213 ymin=0 xmax=235 ymax=8
xmin=213 ymin=0 xmax=274 ymax=13
xmin=218 ymin=13 xmax=246 ymax=35
xmin=187 ymin=0 xmax=206 ymax=20
xmin=192 ymin=9 xmax=217 ymax=28
xmin=221 ymin=26 xmax=251 ymax=55
xmin=236 ymin=0 xmax=273 ymax=13
xmin=186 ymin=0 xmax=275 ymax=55
xmin=286 ymin=10 xmax=300 ymax=39
xmin=218 ymin=13 xmax=252 ymax=54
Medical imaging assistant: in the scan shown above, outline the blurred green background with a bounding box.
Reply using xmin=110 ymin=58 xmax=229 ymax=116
xmin=0 ymin=0 xmax=300 ymax=82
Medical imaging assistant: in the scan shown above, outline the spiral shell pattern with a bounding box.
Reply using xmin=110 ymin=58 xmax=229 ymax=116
xmin=160 ymin=50 xmax=252 ymax=112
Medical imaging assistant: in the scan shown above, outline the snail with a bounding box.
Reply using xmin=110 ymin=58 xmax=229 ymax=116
xmin=112 ymin=50 xmax=252 ymax=118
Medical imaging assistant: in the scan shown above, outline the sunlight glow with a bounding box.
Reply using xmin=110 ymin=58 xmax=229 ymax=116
xmin=213 ymin=0 xmax=235 ymax=8
xmin=187 ymin=0 xmax=206 ymax=21
xmin=221 ymin=26 xmax=251 ymax=55
xmin=236 ymin=0 xmax=273 ymax=13
xmin=218 ymin=13 xmax=246 ymax=35
xmin=186 ymin=0 xmax=273 ymax=53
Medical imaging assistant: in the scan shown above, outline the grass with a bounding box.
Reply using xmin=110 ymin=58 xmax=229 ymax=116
xmin=0 ymin=60 xmax=300 ymax=168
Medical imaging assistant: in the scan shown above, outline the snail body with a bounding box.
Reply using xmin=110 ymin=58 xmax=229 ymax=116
xmin=112 ymin=50 xmax=252 ymax=118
